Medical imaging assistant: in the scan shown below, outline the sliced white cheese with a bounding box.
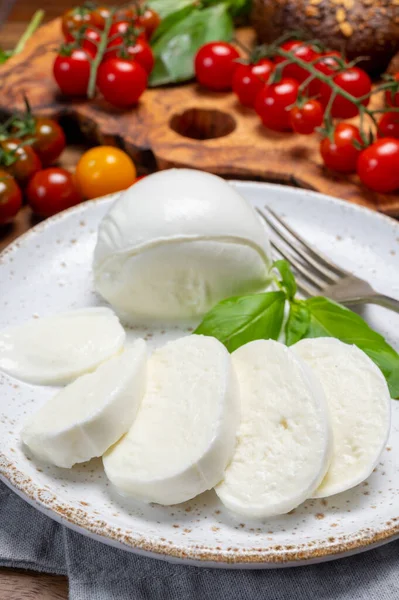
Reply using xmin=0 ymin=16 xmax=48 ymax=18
xmin=293 ymin=337 xmax=391 ymax=498
xmin=103 ymin=334 xmax=240 ymax=505
xmin=215 ymin=339 xmax=331 ymax=518
xmin=22 ymin=340 xmax=147 ymax=468
xmin=0 ymin=307 xmax=125 ymax=385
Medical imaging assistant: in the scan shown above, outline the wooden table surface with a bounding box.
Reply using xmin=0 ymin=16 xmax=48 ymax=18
xmin=0 ymin=4 xmax=128 ymax=598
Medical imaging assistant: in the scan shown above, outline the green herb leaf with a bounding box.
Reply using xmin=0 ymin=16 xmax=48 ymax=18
xmin=285 ymin=301 xmax=310 ymax=346
xmin=150 ymin=4 xmax=195 ymax=45
xmin=304 ymin=296 xmax=399 ymax=399
xmin=149 ymin=3 xmax=234 ymax=87
xmin=0 ymin=49 xmax=13 ymax=64
xmin=194 ymin=291 xmax=286 ymax=353
xmin=273 ymin=259 xmax=297 ymax=300
xmin=149 ymin=0 xmax=194 ymax=19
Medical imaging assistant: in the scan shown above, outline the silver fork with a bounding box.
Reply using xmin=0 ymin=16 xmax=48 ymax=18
xmin=257 ymin=206 xmax=399 ymax=313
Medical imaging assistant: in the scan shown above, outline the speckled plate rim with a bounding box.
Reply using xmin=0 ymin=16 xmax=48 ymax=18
xmin=0 ymin=182 xmax=398 ymax=568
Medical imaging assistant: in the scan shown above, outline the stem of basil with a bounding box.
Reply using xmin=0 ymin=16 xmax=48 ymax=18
xmin=87 ymin=8 xmax=116 ymax=100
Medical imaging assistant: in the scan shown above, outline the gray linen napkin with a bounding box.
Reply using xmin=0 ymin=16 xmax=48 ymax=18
xmin=1 ymin=480 xmax=399 ymax=600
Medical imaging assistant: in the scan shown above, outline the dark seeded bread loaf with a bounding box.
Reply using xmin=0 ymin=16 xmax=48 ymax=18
xmin=251 ymin=0 xmax=399 ymax=75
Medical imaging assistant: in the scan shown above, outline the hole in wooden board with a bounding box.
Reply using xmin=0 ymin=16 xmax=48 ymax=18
xmin=170 ymin=108 xmax=236 ymax=140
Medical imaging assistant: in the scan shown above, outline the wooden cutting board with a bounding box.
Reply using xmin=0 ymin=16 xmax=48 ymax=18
xmin=0 ymin=18 xmax=398 ymax=217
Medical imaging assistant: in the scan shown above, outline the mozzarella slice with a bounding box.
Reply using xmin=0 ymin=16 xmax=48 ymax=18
xmin=22 ymin=340 xmax=147 ymax=468
xmin=215 ymin=340 xmax=331 ymax=518
xmin=292 ymin=338 xmax=391 ymax=498
xmin=0 ymin=307 xmax=125 ymax=385
xmin=103 ymin=334 xmax=240 ymax=505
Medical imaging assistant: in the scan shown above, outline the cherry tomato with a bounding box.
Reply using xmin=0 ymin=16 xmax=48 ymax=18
xmin=53 ymin=47 xmax=95 ymax=97
xmin=386 ymin=73 xmax=399 ymax=108
xmin=309 ymin=51 xmax=343 ymax=96
xmin=320 ymin=123 xmax=362 ymax=173
xmin=137 ymin=8 xmax=161 ymax=39
xmin=0 ymin=170 xmax=22 ymax=224
xmin=378 ymin=112 xmax=399 ymax=139
xmin=65 ymin=27 xmax=101 ymax=55
xmin=320 ymin=67 xmax=371 ymax=118
xmin=29 ymin=118 xmax=66 ymax=166
xmin=357 ymin=138 xmax=399 ymax=193
xmin=106 ymin=35 xmax=154 ymax=73
xmin=108 ymin=21 xmax=132 ymax=39
xmin=195 ymin=42 xmax=240 ymax=91
xmin=275 ymin=41 xmax=319 ymax=84
xmin=0 ymin=139 xmax=42 ymax=186
xmin=97 ymin=58 xmax=147 ymax=108
xmin=255 ymin=78 xmax=299 ymax=132
xmin=75 ymin=146 xmax=136 ymax=199
xmin=113 ymin=7 xmax=137 ymax=24
xmin=91 ymin=5 xmax=111 ymax=29
xmin=232 ymin=59 xmax=274 ymax=108
xmin=26 ymin=168 xmax=82 ymax=217
xmin=61 ymin=6 xmax=103 ymax=37
xmin=290 ymin=100 xmax=324 ymax=135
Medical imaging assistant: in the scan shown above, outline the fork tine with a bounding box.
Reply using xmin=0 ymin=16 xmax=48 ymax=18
xmin=271 ymin=240 xmax=324 ymax=291
xmin=258 ymin=208 xmax=340 ymax=285
xmin=263 ymin=206 xmax=347 ymax=279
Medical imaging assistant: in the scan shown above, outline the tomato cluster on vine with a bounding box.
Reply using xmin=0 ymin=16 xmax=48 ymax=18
xmin=53 ymin=2 xmax=160 ymax=108
xmin=194 ymin=39 xmax=399 ymax=194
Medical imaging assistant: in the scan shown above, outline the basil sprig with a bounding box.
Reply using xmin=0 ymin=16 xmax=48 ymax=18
xmin=149 ymin=0 xmax=250 ymax=87
xmin=194 ymin=260 xmax=399 ymax=399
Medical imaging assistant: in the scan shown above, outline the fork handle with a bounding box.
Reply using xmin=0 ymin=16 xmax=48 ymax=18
xmin=348 ymin=294 xmax=399 ymax=314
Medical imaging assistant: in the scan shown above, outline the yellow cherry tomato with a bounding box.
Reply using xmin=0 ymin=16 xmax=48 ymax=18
xmin=75 ymin=146 xmax=136 ymax=199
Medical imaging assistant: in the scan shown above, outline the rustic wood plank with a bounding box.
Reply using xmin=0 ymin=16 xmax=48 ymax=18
xmin=0 ymin=18 xmax=398 ymax=216
xmin=0 ymin=569 xmax=67 ymax=600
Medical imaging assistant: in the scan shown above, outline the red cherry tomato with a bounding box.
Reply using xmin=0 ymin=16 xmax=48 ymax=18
xmin=0 ymin=170 xmax=22 ymax=224
xmin=26 ymin=168 xmax=82 ymax=217
xmin=65 ymin=27 xmax=101 ymax=55
xmin=0 ymin=139 xmax=42 ymax=186
xmin=113 ymin=7 xmax=137 ymax=23
xmin=137 ymin=8 xmax=161 ymax=39
xmin=309 ymin=51 xmax=343 ymax=96
xmin=386 ymin=73 xmax=399 ymax=108
xmin=320 ymin=67 xmax=371 ymax=118
xmin=275 ymin=41 xmax=319 ymax=84
xmin=108 ymin=21 xmax=132 ymax=38
xmin=29 ymin=118 xmax=66 ymax=166
xmin=290 ymin=100 xmax=324 ymax=135
xmin=357 ymin=138 xmax=399 ymax=193
xmin=378 ymin=112 xmax=399 ymax=139
xmin=232 ymin=59 xmax=274 ymax=107
xmin=97 ymin=58 xmax=148 ymax=108
xmin=91 ymin=5 xmax=111 ymax=29
xmin=106 ymin=35 xmax=154 ymax=74
xmin=255 ymin=78 xmax=299 ymax=132
xmin=53 ymin=47 xmax=95 ymax=97
xmin=61 ymin=6 xmax=104 ymax=37
xmin=195 ymin=42 xmax=240 ymax=91
xmin=320 ymin=123 xmax=362 ymax=173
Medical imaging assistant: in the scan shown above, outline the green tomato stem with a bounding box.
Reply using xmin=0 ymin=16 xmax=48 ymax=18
xmin=87 ymin=8 xmax=116 ymax=100
xmin=13 ymin=9 xmax=45 ymax=56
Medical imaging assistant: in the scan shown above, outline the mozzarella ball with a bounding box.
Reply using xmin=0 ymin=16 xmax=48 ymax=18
xmin=93 ymin=169 xmax=272 ymax=323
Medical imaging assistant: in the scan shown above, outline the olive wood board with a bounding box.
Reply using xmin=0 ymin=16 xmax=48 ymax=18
xmin=0 ymin=18 xmax=398 ymax=217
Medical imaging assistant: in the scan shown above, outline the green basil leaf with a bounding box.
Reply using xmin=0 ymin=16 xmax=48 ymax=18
xmin=150 ymin=5 xmax=195 ymax=44
xmin=149 ymin=0 xmax=194 ymax=19
xmin=285 ymin=301 xmax=310 ymax=346
xmin=273 ymin=259 xmax=297 ymax=300
xmin=202 ymin=0 xmax=252 ymax=17
xmin=194 ymin=291 xmax=286 ymax=353
xmin=304 ymin=296 xmax=399 ymax=399
xmin=149 ymin=3 xmax=234 ymax=87
xmin=0 ymin=49 xmax=12 ymax=64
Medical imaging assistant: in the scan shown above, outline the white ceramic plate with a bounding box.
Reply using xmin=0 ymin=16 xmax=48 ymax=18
xmin=0 ymin=182 xmax=398 ymax=568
